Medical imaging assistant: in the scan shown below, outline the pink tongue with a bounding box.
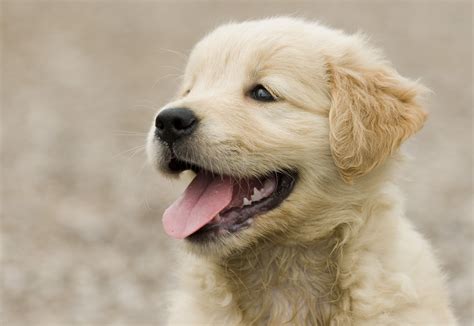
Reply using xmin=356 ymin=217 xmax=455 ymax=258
xmin=162 ymin=172 xmax=233 ymax=239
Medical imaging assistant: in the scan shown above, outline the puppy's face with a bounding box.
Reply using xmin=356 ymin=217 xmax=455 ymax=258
xmin=147 ymin=18 xmax=426 ymax=256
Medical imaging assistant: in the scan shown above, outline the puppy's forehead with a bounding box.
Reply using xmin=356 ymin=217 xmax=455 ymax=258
xmin=184 ymin=18 xmax=330 ymax=86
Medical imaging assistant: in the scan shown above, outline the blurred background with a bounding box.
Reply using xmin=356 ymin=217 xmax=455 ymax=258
xmin=1 ymin=1 xmax=472 ymax=325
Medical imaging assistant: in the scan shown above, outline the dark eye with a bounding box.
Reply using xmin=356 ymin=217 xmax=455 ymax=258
xmin=250 ymin=85 xmax=275 ymax=102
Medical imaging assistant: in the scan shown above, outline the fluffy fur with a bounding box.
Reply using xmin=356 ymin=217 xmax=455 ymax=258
xmin=147 ymin=17 xmax=455 ymax=325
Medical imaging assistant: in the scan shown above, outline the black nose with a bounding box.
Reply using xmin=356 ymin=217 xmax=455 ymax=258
xmin=155 ymin=108 xmax=198 ymax=144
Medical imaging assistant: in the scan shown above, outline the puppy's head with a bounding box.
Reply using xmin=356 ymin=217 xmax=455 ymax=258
xmin=147 ymin=18 xmax=427 ymax=256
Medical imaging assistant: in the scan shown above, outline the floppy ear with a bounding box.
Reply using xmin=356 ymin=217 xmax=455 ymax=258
xmin=328 ymin=62 xmax=428 ymax=183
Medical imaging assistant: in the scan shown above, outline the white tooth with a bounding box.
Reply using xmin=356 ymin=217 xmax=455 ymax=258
xmin=243 ymin=198 xmax=252 ymax=206
xmin=251 ymin=187 xmax=263 ymax=202
xmin=261 ymin=179 xmax=276 ymax=197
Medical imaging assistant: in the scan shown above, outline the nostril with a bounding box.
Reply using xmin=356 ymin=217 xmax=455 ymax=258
xmin=172 ymin=116 xmax=196 ymax=131
xmin=155 ymin=118 xmax=164 ymax=130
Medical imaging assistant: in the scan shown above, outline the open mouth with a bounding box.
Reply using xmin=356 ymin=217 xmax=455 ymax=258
xmin=162 ymin=157 xmax=297 ymax=242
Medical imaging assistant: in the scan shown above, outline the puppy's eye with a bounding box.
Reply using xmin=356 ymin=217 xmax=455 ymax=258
xmin=250 ymin=85 xmax=275 ymax=102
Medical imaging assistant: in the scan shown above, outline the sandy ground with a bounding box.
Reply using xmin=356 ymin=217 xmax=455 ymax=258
xmin=1 ymin=1 xmax=472 ymax=325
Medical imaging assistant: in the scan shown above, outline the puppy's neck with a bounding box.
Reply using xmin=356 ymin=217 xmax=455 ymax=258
xmin=215 ymin=236 xmax=348 ymax=324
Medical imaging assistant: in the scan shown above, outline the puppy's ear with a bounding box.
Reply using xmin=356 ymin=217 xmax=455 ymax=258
xmin=328 ymin=61 xmax=428 ymax=183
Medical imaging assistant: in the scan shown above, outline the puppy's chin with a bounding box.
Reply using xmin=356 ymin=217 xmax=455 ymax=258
xmin=182 ymin=229 xmax=257 ymax=258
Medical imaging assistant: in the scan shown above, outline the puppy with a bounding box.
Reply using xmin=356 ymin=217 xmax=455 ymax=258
xmin=147 ymin=17 xmax=456 ymax=325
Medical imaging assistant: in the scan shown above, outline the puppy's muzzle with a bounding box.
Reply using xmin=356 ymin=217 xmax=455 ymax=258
xmin=155 ymin=108 xmax=198 ymax=145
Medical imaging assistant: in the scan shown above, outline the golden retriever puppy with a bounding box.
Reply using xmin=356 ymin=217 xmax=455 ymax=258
xmin=147 ymin=17 xmax=456 ymax=325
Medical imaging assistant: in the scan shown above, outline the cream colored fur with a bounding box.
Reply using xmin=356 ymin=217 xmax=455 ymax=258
xmin=147 ymin=17 xmax=456 ymax=325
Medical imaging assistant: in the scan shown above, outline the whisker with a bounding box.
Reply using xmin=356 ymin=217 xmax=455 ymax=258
xmin=152 ymin=73 xmax=183 ymax=90
xmin=129 ymin=104 xmax=159 ymax=112
xmin=114 ymin=134 xmax=148 ymax=137
xmin=112 ymin=144 xmax=146 ymax=159
xmin=159 ymin=65 xmax=184 ymax=73
xmin=158 ymin=48 xmax=189 ymax=62
xmin=129 ymin=146 xmax=146 ymax=160
xmin=112 ymin=130 xmax=148 ymax=136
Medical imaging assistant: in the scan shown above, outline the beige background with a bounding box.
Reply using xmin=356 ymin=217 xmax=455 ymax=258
xmin=1 ymin=1 xmax=472 ymax=325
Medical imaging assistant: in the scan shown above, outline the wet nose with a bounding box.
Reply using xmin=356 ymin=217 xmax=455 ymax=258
xmin=154 ymin=108 xmax=198 ymax=144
